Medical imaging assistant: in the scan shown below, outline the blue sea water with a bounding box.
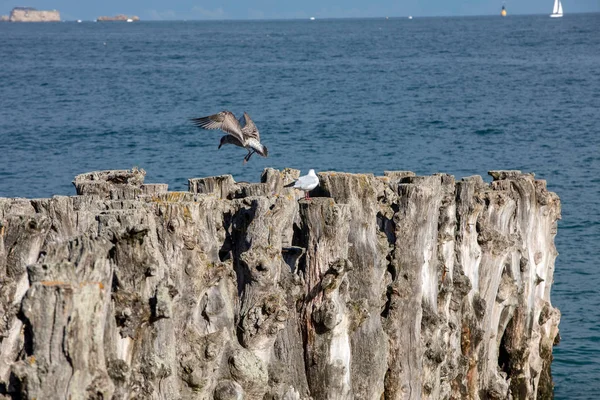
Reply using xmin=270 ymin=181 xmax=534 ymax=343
xmin=1 ymin=14 xmax=599 ymax=398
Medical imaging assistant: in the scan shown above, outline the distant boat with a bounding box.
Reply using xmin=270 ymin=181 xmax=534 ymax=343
xmin=126 ymin=18 xmax=133 ymax=22
xmin=310 ymin=17 xmax=315 ymax=20
xmin=501 ymin=5 xmax=507 ymax=17
xmin=550 ymin=0 xmax=563 ymax=17
xmin=77 ymin=19 xmax=82 ymax=23
xmin=408 ymin=16 xmax=413 ymax=19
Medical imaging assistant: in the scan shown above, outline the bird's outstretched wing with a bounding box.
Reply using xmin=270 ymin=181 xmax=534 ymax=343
xmin=240 ymin=112 xmax=260 ymax=141
xmin=191 ymin=111 xmax=245 ymax=144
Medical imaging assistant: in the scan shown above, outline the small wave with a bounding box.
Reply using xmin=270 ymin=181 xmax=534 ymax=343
xmin=559 ymin=220 xmax=600 ymax=230
xmin=474 ymin=128 xmax=503 ymax=136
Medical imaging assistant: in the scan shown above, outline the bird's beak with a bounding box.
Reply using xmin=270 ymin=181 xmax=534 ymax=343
xmin=218 ymin=143 xmax=222 ymax=149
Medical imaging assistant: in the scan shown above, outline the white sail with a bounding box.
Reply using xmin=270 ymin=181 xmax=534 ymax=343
xmin=551 ymin=0 xmax=563 ymax=17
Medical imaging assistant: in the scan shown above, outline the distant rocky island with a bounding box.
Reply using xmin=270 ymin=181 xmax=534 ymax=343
xmin=1 ymin=7 xmax=60 ymax=22
xmin=97 ymin=14 xmax=140 ymax=22
xmin=0 ymin=8 xmax=140 ymax=22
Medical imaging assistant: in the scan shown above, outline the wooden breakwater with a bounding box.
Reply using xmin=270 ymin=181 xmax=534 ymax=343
xmin=0 ymin=168 xmax=561 ymax=399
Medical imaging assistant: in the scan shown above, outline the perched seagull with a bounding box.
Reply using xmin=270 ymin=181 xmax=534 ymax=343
xmin=286 ymin=169 xmax=320 ymax=200
xmin=190 ymin=111 xmax=268 ymax=164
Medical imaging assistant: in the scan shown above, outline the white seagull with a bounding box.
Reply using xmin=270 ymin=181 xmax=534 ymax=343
xmin=286 ymin=169 xmax=319 ymax=200
xmin=190 ymin=110 xmax=268 ymax=164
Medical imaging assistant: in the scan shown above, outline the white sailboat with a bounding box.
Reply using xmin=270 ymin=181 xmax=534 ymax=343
xmin=550 ymin=0 xmax=563 ymax=18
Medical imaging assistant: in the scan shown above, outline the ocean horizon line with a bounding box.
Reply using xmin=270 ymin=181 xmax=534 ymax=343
xmin=5 ymin=11 xmax=597 ymax=24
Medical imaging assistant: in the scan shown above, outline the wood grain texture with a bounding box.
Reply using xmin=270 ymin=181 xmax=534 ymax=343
xmin=0 ymin=167 xmax=560 ymax=399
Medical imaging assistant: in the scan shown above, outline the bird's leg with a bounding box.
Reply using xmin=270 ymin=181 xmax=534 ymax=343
xmin=305 ymin=191 xmax=310 ymax=200
xmin=243 ymin=150 xmax=255 ymax=164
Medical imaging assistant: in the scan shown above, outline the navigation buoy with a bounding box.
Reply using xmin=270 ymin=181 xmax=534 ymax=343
xmin=501 ymin=5 xmax=507 ymax=16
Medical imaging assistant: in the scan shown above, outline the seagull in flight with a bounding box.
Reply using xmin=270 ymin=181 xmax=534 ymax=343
xmin=286 ymin=169 xmax=319 ymax=200
xmin=190 ymin=111 xmax=268 ymax=164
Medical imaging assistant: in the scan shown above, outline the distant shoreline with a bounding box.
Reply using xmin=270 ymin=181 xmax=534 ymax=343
xmin=2 ymin=11 xmax=598 ymax=23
